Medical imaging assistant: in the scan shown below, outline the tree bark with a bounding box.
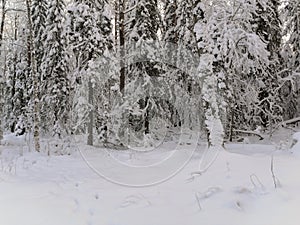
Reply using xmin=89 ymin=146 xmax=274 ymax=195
xmin=0 ymin=73 xmax=3 ymax=141
xmin=87 ymin=78 xmax=93 ymax=146
xmin=229 ymin=108 xmax=234 ymax=142
xmin=119 ymin=0 xmax=125 ymax=95
xmin=0 ymin=0 xmax=6 ymax=142
xmin=0 ymin=0 xmax=5 ymax=44
xmin=26 ymin=0 xmax=40 ymax=152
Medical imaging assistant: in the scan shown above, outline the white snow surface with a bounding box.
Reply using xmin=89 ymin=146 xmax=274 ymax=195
xmin=0 ymin=133 xmax=300 ymax=225
xmin=291 ymin=132 xmax=300 ymax=156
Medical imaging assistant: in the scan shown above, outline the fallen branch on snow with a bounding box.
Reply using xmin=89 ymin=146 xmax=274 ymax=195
xmin=271 ymin=117 xmax=300 ymax=136
xmin=271 ymin=155 xmax=281 ymax=188
xmin=233 ymin=129 xmax=264 ymax=140
xmin=280 ymin=117 xmax=300 ymax=126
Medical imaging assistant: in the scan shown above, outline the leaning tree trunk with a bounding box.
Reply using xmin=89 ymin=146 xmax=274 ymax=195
xmin=26 ymin=0 xmax=40 ymax=152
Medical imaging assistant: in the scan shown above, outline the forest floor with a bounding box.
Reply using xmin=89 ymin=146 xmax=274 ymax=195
xmin=0 ymin=129 xmax=300 ymax=225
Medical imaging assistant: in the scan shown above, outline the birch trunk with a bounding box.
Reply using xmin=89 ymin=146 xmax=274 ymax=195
xmin=26 ymin=0 xmax=40 ymax=152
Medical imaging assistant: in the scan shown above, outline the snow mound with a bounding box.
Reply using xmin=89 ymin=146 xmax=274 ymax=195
xmin=292 ymin=132 xmax=300 ymax=141
xmin=291 ymin=132 xmax=300 ymax=156
xmin=1 ymin=133 xmax=26 ymax=146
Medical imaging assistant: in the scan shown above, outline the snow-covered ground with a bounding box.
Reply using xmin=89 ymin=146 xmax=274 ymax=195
xmin=0 ymin=132 xmax=300 ymax=225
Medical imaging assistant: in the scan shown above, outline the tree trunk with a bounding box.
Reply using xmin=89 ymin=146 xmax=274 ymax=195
xmin=229 ymin=107 xmax=234 ymax=142
xmin=144 ymin=97 xmax=150 ymax=134
xmin=0 ymin=76 xmax=3 ymax=141
xmin=119 ymin=0 xmax=125 ymax=95
xmin=87 ymin=78 xmax=93 ymax=146
xmin=0 ymin=0 xmax=6 ymax=142
xmin=114 ymin=0 xmax=119 ymax=45
xmin=0 ymin=0 xmax=5 ymax=44
xmin=26 ymin=0 xmax=40 ymax=152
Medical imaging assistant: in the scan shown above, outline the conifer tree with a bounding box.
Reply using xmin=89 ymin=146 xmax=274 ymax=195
xmin=5 ymin=19 xmax=28 ymax=132
xmin=41 ymin=0 xmax=70 ymax=136
xmin=125 ymin=0 xmax=161 ymax=141
xmin=67 ymin=0 xmax=112 ymax=143
xmin=162 ymin=0 xmax=203 ymax=131
xmin=195 ymin=0 xmax=270 ymax=144
xmin=31 ymin=0 xmax=47 ymax=74
xmin=163 ymin=0 xmax=178 ymax=44
xmin=283 ymin=0 xmax=300 ymax=74
xmin=281 ymin=0 xmax=300 ymax=119
xmin=26 ymin=0 xmax=40 ymax=151
xmin=252 ymin=0 xmax=285 ymax=128
xmin=282 ymin=0 xmax=300 ymax=112
xmin=67 ymin=0 xmax=112 ymax=72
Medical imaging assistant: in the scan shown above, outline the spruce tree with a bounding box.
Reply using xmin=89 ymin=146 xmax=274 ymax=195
xmin=162 ymin=0 xmax=203 ymax=131
xmin=5 ymin=12 xmax=34 ymax=135
xmin=67 ymin=0 xmax=112 ymax=72
xmin=163 ymin=0 xmax=178 ymax=44
xmin=283 ymin=0 xmax=300 ymax=74
xmin=125 ymin=0 xmax=161 ymax=142
xmin=252 ymin=0 xmax=285 ymax=128
xmin=5 ymin=21 xmax=28 ymax=132
xmin=41 ymin=0 xmax=70 ymax=136
xmin=67 ymin=0 xmax=113 ymax=142
xmin=31 ymin=0 xmax=47 ymax=75
xmin=31 ymin=0 xmax=48 ymax=133
xmin=281 ymin=0 xmax=300 ymax=119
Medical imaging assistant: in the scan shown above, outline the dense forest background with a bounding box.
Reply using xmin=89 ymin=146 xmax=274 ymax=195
xmin=0 ymin=0 xmax=299 ymax=151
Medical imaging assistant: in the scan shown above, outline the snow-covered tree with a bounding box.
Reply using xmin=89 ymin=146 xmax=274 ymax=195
xmin=254 ymin=0 xmax=281 ymax=60
xmin=282 ymin=0 xmax=300 ymax=118
xmin=176 ymin=0 xmax=201 ymax=54
xmin=161 ymin=0 xmax=203 ymax=132
xmin=67 ymin=0 xmax=112 ymax=72
xmin=163 ymin=0 xmax=178 ymax=44
xmin=31 ymin=0 xmax=47 ymax=76
xmin=67 ymin=0 xmax=113 ymax=143
xmin=123 ymin=0 xmax=162 ymax=143
xmin=195 ymin=0 xmax=271 ymax=144
xmin=41 ymin=0 xmax=70 ymax=136
xmin=4 ymin=18 xmax=28 ymax=132
xmin=251 ymin=0 xmax=288 ymax=128
xmin=4 ymin=3 xmax=39 ymax=137
xmin=282 ymin=0 xmax=300 ymax=74
xmin=25 ymin=0 xmax=40 ymax=151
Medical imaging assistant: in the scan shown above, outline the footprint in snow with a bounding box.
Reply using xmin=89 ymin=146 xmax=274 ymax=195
xmin=119 ymin=194 xmax=151 ymax=208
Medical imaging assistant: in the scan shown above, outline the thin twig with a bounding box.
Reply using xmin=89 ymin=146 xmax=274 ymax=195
xmin=271 ymin=155 xmax=278 ymax=189
xmin=195 ymin=193 xmax=202 ymax=211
